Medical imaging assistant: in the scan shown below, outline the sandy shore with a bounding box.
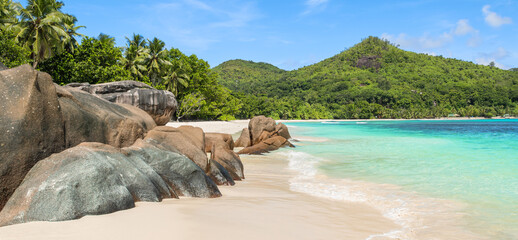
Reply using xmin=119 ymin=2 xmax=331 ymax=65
xmin=0 ymin=120 xmax=399 ymax=240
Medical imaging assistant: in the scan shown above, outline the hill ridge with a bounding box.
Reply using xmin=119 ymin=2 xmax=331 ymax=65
xmin=214 ymin=36 xmax=518 ymax=119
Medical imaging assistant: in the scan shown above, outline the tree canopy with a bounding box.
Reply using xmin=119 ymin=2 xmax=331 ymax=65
xmin=215 ymin=37 xmax=518 ymax=119
xmin=2 ymin=1 xmax=517 ymax=121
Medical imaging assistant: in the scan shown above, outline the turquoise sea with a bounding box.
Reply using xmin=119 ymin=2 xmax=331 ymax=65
xmin=282 ymin=120 xmax=518 ymax=239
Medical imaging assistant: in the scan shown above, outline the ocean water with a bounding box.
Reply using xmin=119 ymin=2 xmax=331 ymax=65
xmin=282 ymin=120 xmax=518 ymax=239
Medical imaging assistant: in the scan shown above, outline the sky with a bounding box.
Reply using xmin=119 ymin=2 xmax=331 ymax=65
xmin=22 ymin=0 xmax=518 ymax=70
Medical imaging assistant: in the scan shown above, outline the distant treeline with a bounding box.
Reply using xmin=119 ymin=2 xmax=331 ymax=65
xmin=214 ymin=37 xmax=518 ymax=119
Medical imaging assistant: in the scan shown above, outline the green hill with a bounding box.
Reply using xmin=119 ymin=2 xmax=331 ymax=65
xmin=214 ymin=37 xmax=518 ymax=119
xmin=214 ymin=59 xmax=285 ymax=95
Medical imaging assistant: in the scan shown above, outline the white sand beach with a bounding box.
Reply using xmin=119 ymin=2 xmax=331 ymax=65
xmin=0 ymin=120 xmax=399 ymax=240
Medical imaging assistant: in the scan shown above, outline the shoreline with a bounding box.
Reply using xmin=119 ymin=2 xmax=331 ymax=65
xmin=1 ymin=119 xmax=506 ymax=239
xmin=173 ymin=117 xmax=517 ymax=125
xmin=0 ymin=120 xmax=401 ymax=240
xmin=0 ymin=148 xmax=399 ymax=240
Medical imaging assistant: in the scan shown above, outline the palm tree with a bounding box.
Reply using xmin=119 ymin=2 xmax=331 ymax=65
xmin=97 ymin=33 xmax=115 ymax=46
xmin=163 ymin=62 xmax=190 ymax=96
xmin=62 ymin=14 xmax=84 ymax=53
xmin=121 ymin=33 xmax=149 ymax=80
xmin=121 ymin=45 xmax=147 ymax=81
xmin=125 ymin=33 xmax=147 ymax=49
xmin=144 ymin=37 xmax=171 ymax=86
xmin=13 ymin=0 xmax=74 ymax=68
xmin=0 ymin=0 xmax=21 ymax=29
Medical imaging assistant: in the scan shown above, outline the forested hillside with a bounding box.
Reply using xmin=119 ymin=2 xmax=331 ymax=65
xmin=214 ymin=60 xmax=285 ymax=94
xmin=215 ymin=37 xmax=518 ymax=119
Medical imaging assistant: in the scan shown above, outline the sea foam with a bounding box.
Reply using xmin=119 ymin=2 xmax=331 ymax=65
xmin=279 ymin=150 xmax=482 ymax=240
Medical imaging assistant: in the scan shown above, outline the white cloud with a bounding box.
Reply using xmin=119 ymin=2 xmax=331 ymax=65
xmin=381 ymin=32 xmax=453 ymax=50
xmin=476 ymin=47 xmax=510 ymax=69
xmin=476 ymin=58 xmax=505 ymax=69
xmin=382 ymin=18 xmax=482 ymax=50
xmin=302 ymin=0 xmax=329 ymax=15
xmin=452 ymin=19 xmax=481 ymax=47
xmin=482 ymin=5 xmax=512 ymax=27
xmin=484 ymin=47 xmax=509 ymax=59
xmin=454 ymin=19 xmax=475 ymax=36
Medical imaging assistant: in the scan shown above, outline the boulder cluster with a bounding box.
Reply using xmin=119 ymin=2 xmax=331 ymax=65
xmin=0 ymin=65 xmax=249 ymax=227
xmin=66 ymin=81 xmax=177 ymax=126
xmin=236 ymin=116 xmax=294 ymax=154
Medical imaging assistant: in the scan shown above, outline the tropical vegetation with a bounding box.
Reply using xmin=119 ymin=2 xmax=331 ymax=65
xmin=1 ymin=0 xmax=240 ymax=120
xmin=215 ymin=37 xmax=518 ymax=119
xmin=1 ymin=1 xmax=517 ymax=120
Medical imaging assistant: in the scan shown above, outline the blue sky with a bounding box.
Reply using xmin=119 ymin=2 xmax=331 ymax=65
xmin=23 ymin=0 xmax=518 ymax=70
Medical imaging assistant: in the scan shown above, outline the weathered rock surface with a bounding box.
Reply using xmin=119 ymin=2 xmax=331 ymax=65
xmin=0 ymin=66 xmax=160 ymax=212
xmin=235 ymin=128 xmax=251 ymax=148
xmin=0 ymin=65 xmax=65 ymax=211
xmin=205 ymin=134 xmax=244 ymax=180
xmin=144 ymin=126 xmax=232 ymax=185
xmin=275 ymin=123 xmax=292 ymax=140
xmin=66 ymin=81 xmax=177 ymax=126
xmin=57 ymin=86 xmax=156 ymax=148
xmin=205 ymin=133 xmax=235 ymax=152
xmin=111 ymin=88 xmax=176 ymax=126
xmin=249 ymin=116 xmax=277 ymax=145
xmin=238 ymin=116 xmax=294 ymax=155
xmin=0 ymin=142 xmax=221 ymax=227
xmin=0 ymin=62 xmax=7 ymax=71
xmin=123 ymin=139 xmax=221 ymax=198
xmin=67 ymin=80 xmax=152 ymax=94
xmin=211 ymin=144 xmax=244 ymax=180
xmin=238 ymin=136 xmax=293 ymax=155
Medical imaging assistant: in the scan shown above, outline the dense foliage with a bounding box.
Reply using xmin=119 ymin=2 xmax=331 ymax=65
xmin=215 ymin=37 xmax=518 ymax=119
xmin=3 ymin=0 xmax=517 ymax=121
xmin=5 ymin=0 xmax=83 ymax=68
xmin=2 ymin=0 xmax=239 ymax=121
xmin=0 ymin=30 xmax=30 ymax=67
xmin=39 ymin=35 xmax=130 ymax=84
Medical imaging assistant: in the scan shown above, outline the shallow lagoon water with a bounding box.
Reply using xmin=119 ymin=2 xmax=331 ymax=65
xmin=285 ymin=120 xmax=518 ymax=239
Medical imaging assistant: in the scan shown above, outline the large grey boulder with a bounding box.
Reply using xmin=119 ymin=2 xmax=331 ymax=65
xmin=0 ymin=65 xmax=65 ymax=211
xmin=56 ymin=86 xmax=156 ymax=148
xmin=275 ymin=123 xmax=292 ymax=140
xmin=67 ymin=80 xmax=152 ymax=94
xmin=249 ymin=116 xmax=277 ymax=145
xmin=238 ymin=116 xmax=294 ymax=155
xmin=66 ymin=81 xmax=177 ymax=126
xmin=113 ymin=88 xmax=177 ymax=126
xmin=205 ymin=133 xmax=244 ymax=180
xmin=205 ymin=133 xmax=235 ymax=152
xmin=0 ymin=65 xmax=159 ymax=212
xmin=238 ymin=136 xmax=293 ymax=155
xmin=123 ymin=139 xmax=221 ymax=198
xmin=210 ymin=143 xmax=244 ymax=180
xmin=0 ymin=142 xmax=221 ymax=226
xmin=144 ymin=126 xmax=234 ymax=186
xmin=235 ymin=128 xmax=251 ymax=148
